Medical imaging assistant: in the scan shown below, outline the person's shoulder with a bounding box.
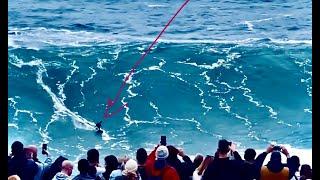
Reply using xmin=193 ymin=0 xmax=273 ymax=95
xmin=110 ymin=169 xmax=122 ymax=178
xmin=96 ymin=166 xmax=106 ymax=173
xmin=192 ymin=169 xmax=201 ymax=179
xmin=206 ymin=159 xmax=216 ymax=168
xmin=26 ymin=159 xmax=38 ymax=167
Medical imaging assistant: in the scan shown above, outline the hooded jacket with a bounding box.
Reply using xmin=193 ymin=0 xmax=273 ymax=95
xmin=202 ymin=151 xmax=243 ymax=180
xmin=8 ymin=155 xmax=39 ymax=180
xmin=145 ymin=146 xmax=180 ymax=180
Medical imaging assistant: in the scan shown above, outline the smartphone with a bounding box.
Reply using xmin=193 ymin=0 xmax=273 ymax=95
xmin=42 ymin=144 xmax=48 ymax=155
xmin=160 ymin=136 xmax=166 ymax=146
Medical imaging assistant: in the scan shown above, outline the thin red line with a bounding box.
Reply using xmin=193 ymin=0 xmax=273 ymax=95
xmin=105 ymin=0 xmax=190 ymax=118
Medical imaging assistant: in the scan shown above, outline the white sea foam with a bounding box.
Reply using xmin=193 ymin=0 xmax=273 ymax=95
xmin=177 ymin=59 xmax=226 ymax=70
xmin=147 ymin=4 xmax=166 ymax=8
xmin=149 ymin=102 xmax=162 ymax=118
xmin=165 ymin=116 xmax=222 ymax=139
xmin=8 ymin=27 xmax=312 ymax=50
xmin=8 ymin=123 xmax=19 ymax=129
xmin=144 ymin=58 xmax=166 ymax=72
xmin=9 ymin=55 xmax=111 ymax=142
xmin=240 ymin=18 xmax=273 ymax=32
xmin=57 ymin=60 xmax=79 ymax=102
xmin=97 ymin=58 xmax=108 ymax=70
xmin=269 ymin=38 xmax=312 ymax=45
xmin=244 ymin=21 xmax=254 ymax=31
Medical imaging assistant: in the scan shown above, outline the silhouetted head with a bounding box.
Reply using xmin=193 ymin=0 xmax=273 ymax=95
xmin=24 ymin=145 xmax=38 ymax=161
xmin=197 ymin=155 xmax=214 ymax=175
xmin=8 ymin=175 xmax=21 ymax=180
xmin=87 ymin=149 xmax=99 ymax=165
xmin=218 ymin=139 xmax=231 ymax=155
xmin=103 ymin=155 xmax=119 ymax=179
xmin=287 ymin=155 xmax=300 ymax=172
xmin=136 ymin=148 xmax=147 ymax=165
xmin=270 ymin=151 xmax=282 ymax=162
xmin=244 ymin=148 xmax=256 ymax=161
xmin=193 ymin=154 xmax=204 ymax=169
xmin=11 ymin=141 xmax=24 ymax=156
xmin=123 ymin=159 xmax=138 ymax=177
xmin=300 ymin=164 xmax=312 ymax=178
xmin=61 ymin=160 xmax=73 ymax=176
xmin=105 ymin=155 xmax=119 ymax=170
xmin=166 ymin=145 xmax=179 ymax=160
xmin=155 ymin=146 xmax=169 ymax=169
xmin=78 ymin=159 xmax=90 ymax=174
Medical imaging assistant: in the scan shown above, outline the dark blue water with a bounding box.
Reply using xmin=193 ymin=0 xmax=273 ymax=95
xmin=8 ymin=0 xmax=312 ymax=166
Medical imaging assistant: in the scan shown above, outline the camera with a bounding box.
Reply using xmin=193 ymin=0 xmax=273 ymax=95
xmin=272 ymin=145 xmax=281 ymax=151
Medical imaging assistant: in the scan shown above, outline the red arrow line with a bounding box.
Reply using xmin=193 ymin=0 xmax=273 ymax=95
xmin=104 ymin=0 xmax=191 ymax=119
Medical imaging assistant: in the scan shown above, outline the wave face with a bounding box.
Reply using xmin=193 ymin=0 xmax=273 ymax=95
xmin=8 ymin=0 xmax=311 ymax=166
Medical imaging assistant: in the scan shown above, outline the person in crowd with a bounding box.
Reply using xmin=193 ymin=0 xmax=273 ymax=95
xmin=112 ymin=159 xmax=140 ymax=180
xmin=300 ymin=164 xmax=312 ymax=180
xmin=8 ymin=141 xmax=39 ymax=180
xmin=53 ymin=160 xmax=74 ymax=180
xmin=87 ymin=149 xmax=105 ymax=178
xmin=7 ymin=175 xmax=20 ymax=180
xmin=287 ymin=155 xmax=300 ymax=180
xmin=202 ymin=139 xmax=242 ymax=180
xmin=118 ymin=156 xmax=130 ymax=171
xmin=24 ymin=145 xmax=41 ymax=163
xmin=103 ymin=155 xmax=121 ymax=180
xmin=42 ymin=156 xmax=68 ymax=180
xmin=88 ymin=165 xmax=103 ymax=180
xmin=24 ymin=145 xmax=53 ymax=180
xmin=238 ymin=148 xmax=261 ymax=180
xmin=259 ymin=145 xmax=295 ymax=180
xmin=145 ymin=145 xmax=180 ymax=180
xmin=136 ymin=148 xmax=148 ymax=180
xmin=192 ymin=154 xmax=203 ymax=171
xmin=192 ymin=155 xmax=214 ymax=180
xmin=166 ymin=145 xmax=193 ymax=180
xmin=73 ymin=159 xmax=95 ymax=180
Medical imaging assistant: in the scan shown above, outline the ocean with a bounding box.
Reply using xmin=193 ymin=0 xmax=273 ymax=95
xmin=8 ymin=0 xmax=312 ymax=169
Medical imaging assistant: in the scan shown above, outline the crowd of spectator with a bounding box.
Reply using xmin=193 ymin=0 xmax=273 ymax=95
xmin=8 ymin=138 xmax=312 ymax=180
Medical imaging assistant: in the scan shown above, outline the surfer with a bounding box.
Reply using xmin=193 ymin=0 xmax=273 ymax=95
xmin=95 ymin=121 xmax=102 ymax=132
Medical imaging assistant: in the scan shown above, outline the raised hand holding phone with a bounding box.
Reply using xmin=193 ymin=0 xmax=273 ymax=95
xmin=160 ymin=136 xmax=166 ymax=146
xmin=42 ymin=143 xmax=49 ymax=156
xmin=229 ymin=142 xmax=236 ymax=152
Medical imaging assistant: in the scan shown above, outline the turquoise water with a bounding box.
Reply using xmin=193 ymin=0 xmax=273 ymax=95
xmin=8 ymin=0 xmax=311 ymax=166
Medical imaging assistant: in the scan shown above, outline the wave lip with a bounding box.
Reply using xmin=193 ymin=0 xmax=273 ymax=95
xmin=8 ymin=27 xmax=312 ymax=49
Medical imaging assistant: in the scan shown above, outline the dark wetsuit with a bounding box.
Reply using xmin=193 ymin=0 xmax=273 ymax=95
xmin=96 ymin=121 xmax=102 ymax=131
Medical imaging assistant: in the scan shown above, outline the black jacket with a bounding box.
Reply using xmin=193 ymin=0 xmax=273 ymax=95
xmin=238 ymin=151 xmax=268 ymax=180
xmin=8 ymin=155 xmax=38 ymax=180
xmin=166 ymin=155 xmax=193 ymax=180
xmin=138 ymin=165 xmax=147 ymax=180
xmin=202 ymin=151 xmax=242 ymax=180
